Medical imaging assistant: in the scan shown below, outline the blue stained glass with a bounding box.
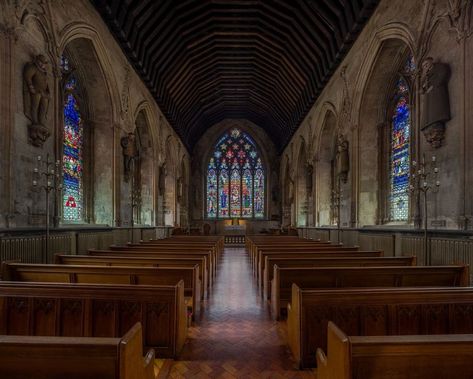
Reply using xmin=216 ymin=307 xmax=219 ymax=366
xmin=390 ymin=77 xmax=410 ymax=221
xmin=62 ymin=70 xmax=83 ymax=222
xmin=205 ymin=128 xmax=265 ymax=218
xmin=242 ymin=169 xmax=253 ymax=218
xmin=207 ymin=159 xmax=217 ymax=218
xmin=218 ymin=171 xmax=229 ymax=218
xmin=230 ymin=170 xmax=241 ymax=217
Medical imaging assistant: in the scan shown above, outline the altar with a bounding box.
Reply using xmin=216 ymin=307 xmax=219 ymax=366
xmin=224 ymin=220 xmax=246 ymax=245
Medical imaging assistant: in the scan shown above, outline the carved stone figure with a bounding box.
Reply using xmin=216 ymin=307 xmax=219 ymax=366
xmin=23 ymin=54 xmax=51 ymax=147
xmin=287 ymin=176 xmax=294 ymax=204
xmin=306 ymin=163 xmax=313 ymax=194
xmin=120 ymin=132 xmax=139 ymax=181
xmin=421 ymin=57 xmax=451 ymax=148
xmin=336 ymin=134 xmax=349 ymax=183
xmin=158 ymin=165 xmax=166 ymax=193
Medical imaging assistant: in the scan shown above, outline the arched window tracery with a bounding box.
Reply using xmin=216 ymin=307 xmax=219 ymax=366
xmin=61 ymin=55 xmax=84 ymax=222
xmin=206 ymin=128 xmax=265 ymax=219
xmin=388 ymin=55 xmax=415 ymax=222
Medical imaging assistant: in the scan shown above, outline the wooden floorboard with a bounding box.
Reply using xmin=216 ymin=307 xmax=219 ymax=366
xmin=166 ymin=247 xmax=315 ymax=378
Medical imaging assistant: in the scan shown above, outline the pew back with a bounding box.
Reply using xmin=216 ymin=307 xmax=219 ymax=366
xmin=288 ymin=285 xmax=473 ymax=367
xmin=317 ymin=322 xmax=473 ymax=379
xmin=262 ymin=256 xmax=416 ymax=299
xmin=2 ymin=262 xmax=201 ymax=318
xmin=0 ymin=281 xmax=187 ymax=358
xmin=0 ymin=322 xmax=155 ymax=379
xmin=272 ymin=265 xmax=470 ymax=320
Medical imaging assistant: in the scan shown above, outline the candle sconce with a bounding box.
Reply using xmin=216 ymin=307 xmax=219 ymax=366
xmin=32 ymin=153 xmax=62 ymax=262
xmin=408 ymin=154 xmax=440 ymax=265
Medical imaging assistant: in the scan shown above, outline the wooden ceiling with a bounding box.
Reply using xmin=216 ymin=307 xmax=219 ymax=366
xmin=91 ymin=0 xmax=379 ymax=151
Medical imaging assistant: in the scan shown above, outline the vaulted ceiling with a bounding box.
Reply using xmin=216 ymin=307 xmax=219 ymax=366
xmin=91 ymin=0 xmax=379 ymax=151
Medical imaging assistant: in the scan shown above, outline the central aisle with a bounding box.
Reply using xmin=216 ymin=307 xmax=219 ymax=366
xmin=167 ymin=247 xmax=314 ymax=378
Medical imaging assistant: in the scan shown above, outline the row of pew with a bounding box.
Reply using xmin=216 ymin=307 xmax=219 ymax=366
xmin=0 ymin=235 xmax=224 ymax=378
xmin=246 ymin=235 xmax=473 ymax=377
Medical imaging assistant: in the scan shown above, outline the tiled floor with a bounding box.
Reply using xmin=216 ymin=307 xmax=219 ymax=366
xmin=166 ymin=247 xmax=315 ymax=378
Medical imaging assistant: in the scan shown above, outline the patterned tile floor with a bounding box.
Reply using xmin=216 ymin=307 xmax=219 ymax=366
xmin=165 ymin=247 xmax=315 ymax=378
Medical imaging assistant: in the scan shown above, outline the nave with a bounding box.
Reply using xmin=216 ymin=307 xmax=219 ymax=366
xmin=166 ymin=247 xmax=314 ymax=379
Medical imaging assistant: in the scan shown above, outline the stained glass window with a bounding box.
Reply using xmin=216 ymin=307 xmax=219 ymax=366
xmin=389 ymin=76 xmax=411 ymax=221
xmin=254 ymin=159 xmax=265 ymax=218
xmin=62 ymin=56 xmax=84 ymax=222
xmin=206 ymin=128 xmax=265 ymax=218
xmin=207 ymin=158 xmax=218 ymax=218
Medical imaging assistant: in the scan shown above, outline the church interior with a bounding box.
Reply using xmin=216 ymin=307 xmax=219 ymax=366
xmin=1 ymin=0 xmax=473 ymax=377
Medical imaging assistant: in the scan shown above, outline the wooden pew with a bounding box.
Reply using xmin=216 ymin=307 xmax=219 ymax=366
xmin=2 ymin=262 xmax=201 ymax=319
xmin=288 ymin=285 xmax=473 ymax=368
xmin=0 ymin=322 xmax=156 ymax=379
xmin=151 ymin=236 xmax=224 ymax=255
xmin=55 ymin=254 xmax=209 ymax=299
xmin=256 ymin=248 xmax=377 ymax=284
xmin=250 ymin=242 xmax=340 ymax=271
xmin=0 ymin=281 xmax=187 ymax=358
xmin=262 ymin=256 xmax=416 ymax=299
xmin=317 ymin=322 xmax=473 ymax=379
xmin=131 ymin=239 xmax=222 ymax=262
xmin=245 ymin=235 xmax=325 ymax=257
xmin=89 ymin=248 xmax=214 ymax=287
xmin=272 ymin=265 xmax=470 ymax=320
xmin=108 ymin=245 xmax=218 ymax=282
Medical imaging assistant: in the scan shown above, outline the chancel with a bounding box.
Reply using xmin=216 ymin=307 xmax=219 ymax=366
xmin=1 ymin=0 xmax=473 ymax=378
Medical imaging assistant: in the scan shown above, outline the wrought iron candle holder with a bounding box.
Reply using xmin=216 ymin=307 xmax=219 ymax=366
xmin=32 ymin=153 xmax=62 ymax=262
xmin=408 ymin=154 xmax=440 ymax=265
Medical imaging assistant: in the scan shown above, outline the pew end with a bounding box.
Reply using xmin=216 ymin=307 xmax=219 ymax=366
xmin=0 ymin=322 xmax=156 ymax=379
xmin=120 ymin=322 xmax=156 ymax=379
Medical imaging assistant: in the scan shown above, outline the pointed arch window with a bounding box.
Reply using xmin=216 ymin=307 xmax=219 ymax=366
xmin=206 ymin=128 xmax=265 ymax=219
xmin=61 ymin=55 xmax=84 ymax=222
xmin=388 ymin=56 xmax=414 ymax=221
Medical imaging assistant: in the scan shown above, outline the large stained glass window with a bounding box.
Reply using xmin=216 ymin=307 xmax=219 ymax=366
xmin=206 ymin=128 xmax=265 ymax=218
xmin=62 ymin=56 xmax=84 ymax=222
xmin=389 ymin=76 xmax=411 ymax=221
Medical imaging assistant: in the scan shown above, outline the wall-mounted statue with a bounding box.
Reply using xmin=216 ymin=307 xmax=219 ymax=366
xmin=287 ymin=176 xmax=294 ymax=204
xmin=158 ymin=164 xmax=166 ymax=194
xmin=120 ymin=132 xmax=139 ymax=182
xmin=23 ymin=54 xmax=51 ymax=147
xmin=421 ymin=57 xmax=451 ymax=148
xmin=306 ymin=163 xmax=314 ymax=194
xmin=176 ymin=176 xmax=183 ymax=202
xmin=336 ymin=133 xmax=349 ymax=183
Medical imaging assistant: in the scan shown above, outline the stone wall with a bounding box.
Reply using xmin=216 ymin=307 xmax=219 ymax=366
xmin=283 ymin=0 xmax=473 ymax=231
xmin=0 ymin=0 xmax=190 ymax=230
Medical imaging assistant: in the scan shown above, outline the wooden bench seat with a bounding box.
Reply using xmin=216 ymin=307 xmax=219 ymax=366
xmin=56 ymin=254 xmax=209 ymax=299
xmin=317 ymin=322 xmax=473 ymax=379
xmin=157 ymin=236 xmax=224 ymax=255
xmin=89 ymin=248 xmax=214 ymax=287
xmin=256 ymin=248 xmax=379 ymax=283
xmin=2 ymin=262 xmax=201 ymax=319
xmin=272 ymin=265 xmax=469 ymax=320
xmin=262 ymin=256 xmax=416 ymax=299
xmin=251 ymin=243 xmax=342 ymax=271
xmin=0 ymin=322 xmax=156 ymax=379
xmin=0 ymin=281 xmax=187 ymax=358
xmin=108 ymin=246 xmax=217 ymax=281
xmin=139 ymin=240 xmax=223 ymax=258
xmin=288 ymin=285 xmax=473 ymax=367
